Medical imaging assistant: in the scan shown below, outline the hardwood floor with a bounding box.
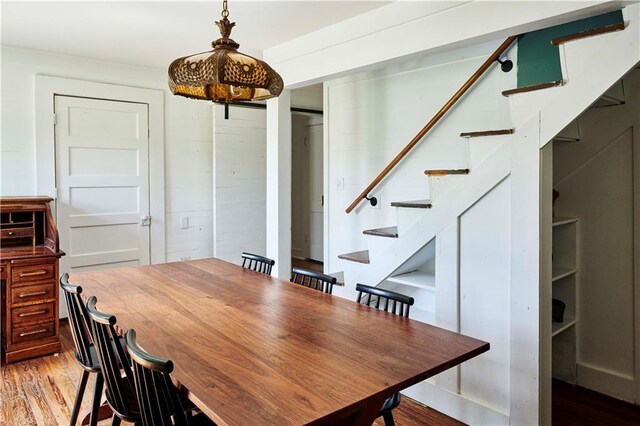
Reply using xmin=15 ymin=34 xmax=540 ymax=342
xmin=291 ymin=257 xmax=324 ymax=273
xmin=0 ymin=320 xmax=111 ymax=425
xmin=553 ymin=379 xmax=640 ymax=425
xmin=4 ymin=323 xmax=639 ymax=425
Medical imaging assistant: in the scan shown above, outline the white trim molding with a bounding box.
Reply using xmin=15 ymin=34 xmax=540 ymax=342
xmin=34 ymin=75 xmax=166 ymax=264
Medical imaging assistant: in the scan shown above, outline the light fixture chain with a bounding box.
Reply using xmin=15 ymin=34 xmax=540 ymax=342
xmin=222 ymin=0 xmax=229 ymax=18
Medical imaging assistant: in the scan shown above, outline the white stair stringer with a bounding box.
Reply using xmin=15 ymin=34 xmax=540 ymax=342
xmin=349 ymin=140 xmax=511 ymax=289
xmin=509 ymin=4 xmax=640 ymax=146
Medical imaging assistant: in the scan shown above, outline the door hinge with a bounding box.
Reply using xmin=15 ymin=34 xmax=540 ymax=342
xmin=53 ymin=113 xmax=57 ymax=125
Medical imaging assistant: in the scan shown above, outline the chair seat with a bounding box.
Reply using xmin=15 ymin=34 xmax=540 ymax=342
xmin=380 ymin=392 xmax=401 ymax=414
xmin=76 ymin=336 xmax=128 ymax=372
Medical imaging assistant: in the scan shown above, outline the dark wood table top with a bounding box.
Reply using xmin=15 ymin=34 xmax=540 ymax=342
xmin=72 ymin=258 xmax=489 ymax=425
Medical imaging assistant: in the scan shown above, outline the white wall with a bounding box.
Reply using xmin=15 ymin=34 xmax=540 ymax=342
xmin=0 ymin=46 xmax=213 ymax=262
xmin=212 ymin=105 xmax=267 ymax=265
xmin=553 ymin=69 xmax=640 ymax=401
xmin=325 ymin=40 xmax=516 ymax=274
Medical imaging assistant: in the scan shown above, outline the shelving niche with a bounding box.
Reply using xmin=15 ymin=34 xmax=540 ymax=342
xmin=551 ymin=216 xmax=579 ymax=384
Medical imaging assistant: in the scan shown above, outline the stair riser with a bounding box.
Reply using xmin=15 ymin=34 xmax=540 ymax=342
xmin=365 ymin=235 xmax=396 ymax=261
xmin=428 ymin=174 xmax=468 ymax=203
xmin=468 ymin=135 xmax=512 ymax=169
xmin=396 ymin=206 xmax=429 ymax=235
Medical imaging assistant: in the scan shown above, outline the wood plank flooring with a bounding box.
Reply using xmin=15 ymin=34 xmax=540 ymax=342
xmin=291 ymin=257 xmax=324 ymax=273
xmin=552 ymin=379 xmax=640 ymax=425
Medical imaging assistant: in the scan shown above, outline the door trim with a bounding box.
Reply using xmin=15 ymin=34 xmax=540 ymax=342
xmin=35 ymin=75 xmax=165 ymax=264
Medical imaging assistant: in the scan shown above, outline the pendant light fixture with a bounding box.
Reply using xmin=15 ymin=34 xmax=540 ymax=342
xmin=168 ymin=0 xmax=283 ymax=103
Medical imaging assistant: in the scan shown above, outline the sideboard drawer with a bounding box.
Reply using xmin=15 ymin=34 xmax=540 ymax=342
xmin=10 ymin=282 xmax=55 ymax=306
xmin=11 ymin=262 xmax=56 ymax=286
xmin=11 ymin=302 xmax=56 ymax=326
xmin=12 ymin=321 xmax=55 ymax=345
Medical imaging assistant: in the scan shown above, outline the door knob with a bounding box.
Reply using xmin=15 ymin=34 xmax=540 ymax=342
xmin=140 ymin=215 xmax=152 ymax=226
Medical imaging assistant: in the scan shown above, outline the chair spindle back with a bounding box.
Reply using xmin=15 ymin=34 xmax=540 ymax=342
xmin=291 ymin=268 xmax=336 ymax=294
xmin=241 ymin=252 xmax=275 ymax=275
xmin=60 ymin=273 xmax=94 ymax=368
xmin=355 ymin=284 xmax=414 ymax=318
xmin=86 ymin=296 xmax=137 ymax=419
xmin=126 ymin=329 xmax=190 ymax=426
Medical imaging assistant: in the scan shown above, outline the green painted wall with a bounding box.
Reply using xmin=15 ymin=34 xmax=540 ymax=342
xmin=517 ymin=10 xmax=623 ymax=87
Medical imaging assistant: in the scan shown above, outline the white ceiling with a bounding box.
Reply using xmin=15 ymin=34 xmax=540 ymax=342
xmin=1 ymin=1 xmax=389 ymax=69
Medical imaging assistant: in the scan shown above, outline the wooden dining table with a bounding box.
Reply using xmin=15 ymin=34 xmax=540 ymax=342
xmin=71 ymin=258 xmax=489 ymax=425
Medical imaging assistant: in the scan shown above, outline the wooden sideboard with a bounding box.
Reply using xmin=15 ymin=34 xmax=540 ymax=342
xmin=0 ymin=196 xmax=65 ymax=364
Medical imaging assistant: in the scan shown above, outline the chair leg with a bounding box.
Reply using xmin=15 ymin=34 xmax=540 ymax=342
xmin=110 ymin=414 xmax=122 ymax=426
xmin=382 ymin=411 xmax=395 ymax=426
xmin=89 ymin=373 xmax=104 ymax=426
xmin=69 ymin=370 xmax=90 ymax=426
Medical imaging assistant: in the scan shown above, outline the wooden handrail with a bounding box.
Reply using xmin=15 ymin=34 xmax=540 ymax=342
xmin=345 ymin=35 xmax=518 ymax=214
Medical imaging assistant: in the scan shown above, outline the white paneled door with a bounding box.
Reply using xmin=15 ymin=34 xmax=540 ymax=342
xmin=55 ymin=96 xmax=151 ymax=315
xmin=308 ymin=120 xmax=324 ymax=262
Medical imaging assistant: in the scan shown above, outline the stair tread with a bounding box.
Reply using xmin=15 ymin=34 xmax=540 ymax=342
xmin=425 ymin=168 xmax=470 ymax=176
xmin=363 ymin=226 xmax=398 ymax=238
xmin=338 ymin=250 xmax=370 ymax=264
xmin=460 ymin=129 xmax=514 ymax=138
xmin=502 ymin=80 xmax=565 ymax=97
xmin=551 ymin=22 xmax=625 ymax=46
xmin=390 ymin=200 xmax=433 ymax=209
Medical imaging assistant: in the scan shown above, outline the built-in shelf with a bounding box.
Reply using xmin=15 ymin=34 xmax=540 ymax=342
xmin=552 ymin=266 xmax=577 ymax=282
xmin=551 ymin=202 xmax=579 ymax=383
xmin=553 ymin=217 xmax=578 ymax=227
xmin=552 ymin=318 xmax=577 ymax=337
xmin=386 ymin=271 xmax=435 ymax=290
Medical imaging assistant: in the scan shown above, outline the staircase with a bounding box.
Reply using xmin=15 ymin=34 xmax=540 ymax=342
xmin=333 ymin=7 xmax=640 ymax=321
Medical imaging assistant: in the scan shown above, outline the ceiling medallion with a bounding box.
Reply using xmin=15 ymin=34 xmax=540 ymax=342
xmin=168 ymin=0 xmax=283 ymax=103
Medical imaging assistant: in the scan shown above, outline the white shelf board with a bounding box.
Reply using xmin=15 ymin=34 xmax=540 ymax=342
xmin=552 ymin=318 xmax=577 ymax=337
xmin=386 ymin=271 xmax=435 ymax=290
xmin=553 ymin=216 xmax=578 ymax=227
xmin=552 ymin=266 xmax=577 ymax=282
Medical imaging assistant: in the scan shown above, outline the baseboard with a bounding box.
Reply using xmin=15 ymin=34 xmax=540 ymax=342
xmin=577 ymin=362 xmax=635 ymax=403
xmin=402 ymin=380 xmax=509 ymax=425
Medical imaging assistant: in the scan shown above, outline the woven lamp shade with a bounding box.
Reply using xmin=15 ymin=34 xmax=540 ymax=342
xmin=168 ymin=17 xmax=283 ymax=103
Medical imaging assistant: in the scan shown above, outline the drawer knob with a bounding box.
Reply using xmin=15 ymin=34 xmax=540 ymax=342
xmin=18 ymin=290 xmax=48 ymax=298
xmin=19 ymin=270 xmax=47 ymax=277
xmin=18 ymin=310 xmax=47 ymax=317
xmin=19 ymin=328 xmax=48 ymax=337
xmin=8 ymin=231 xmax=14 ymax=236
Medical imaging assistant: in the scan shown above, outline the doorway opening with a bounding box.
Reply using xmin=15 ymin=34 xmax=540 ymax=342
xmin=541 ymin=65 xmax=640 ymax=420
xmin=291 ymin=84 xmax=324 ymax=272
